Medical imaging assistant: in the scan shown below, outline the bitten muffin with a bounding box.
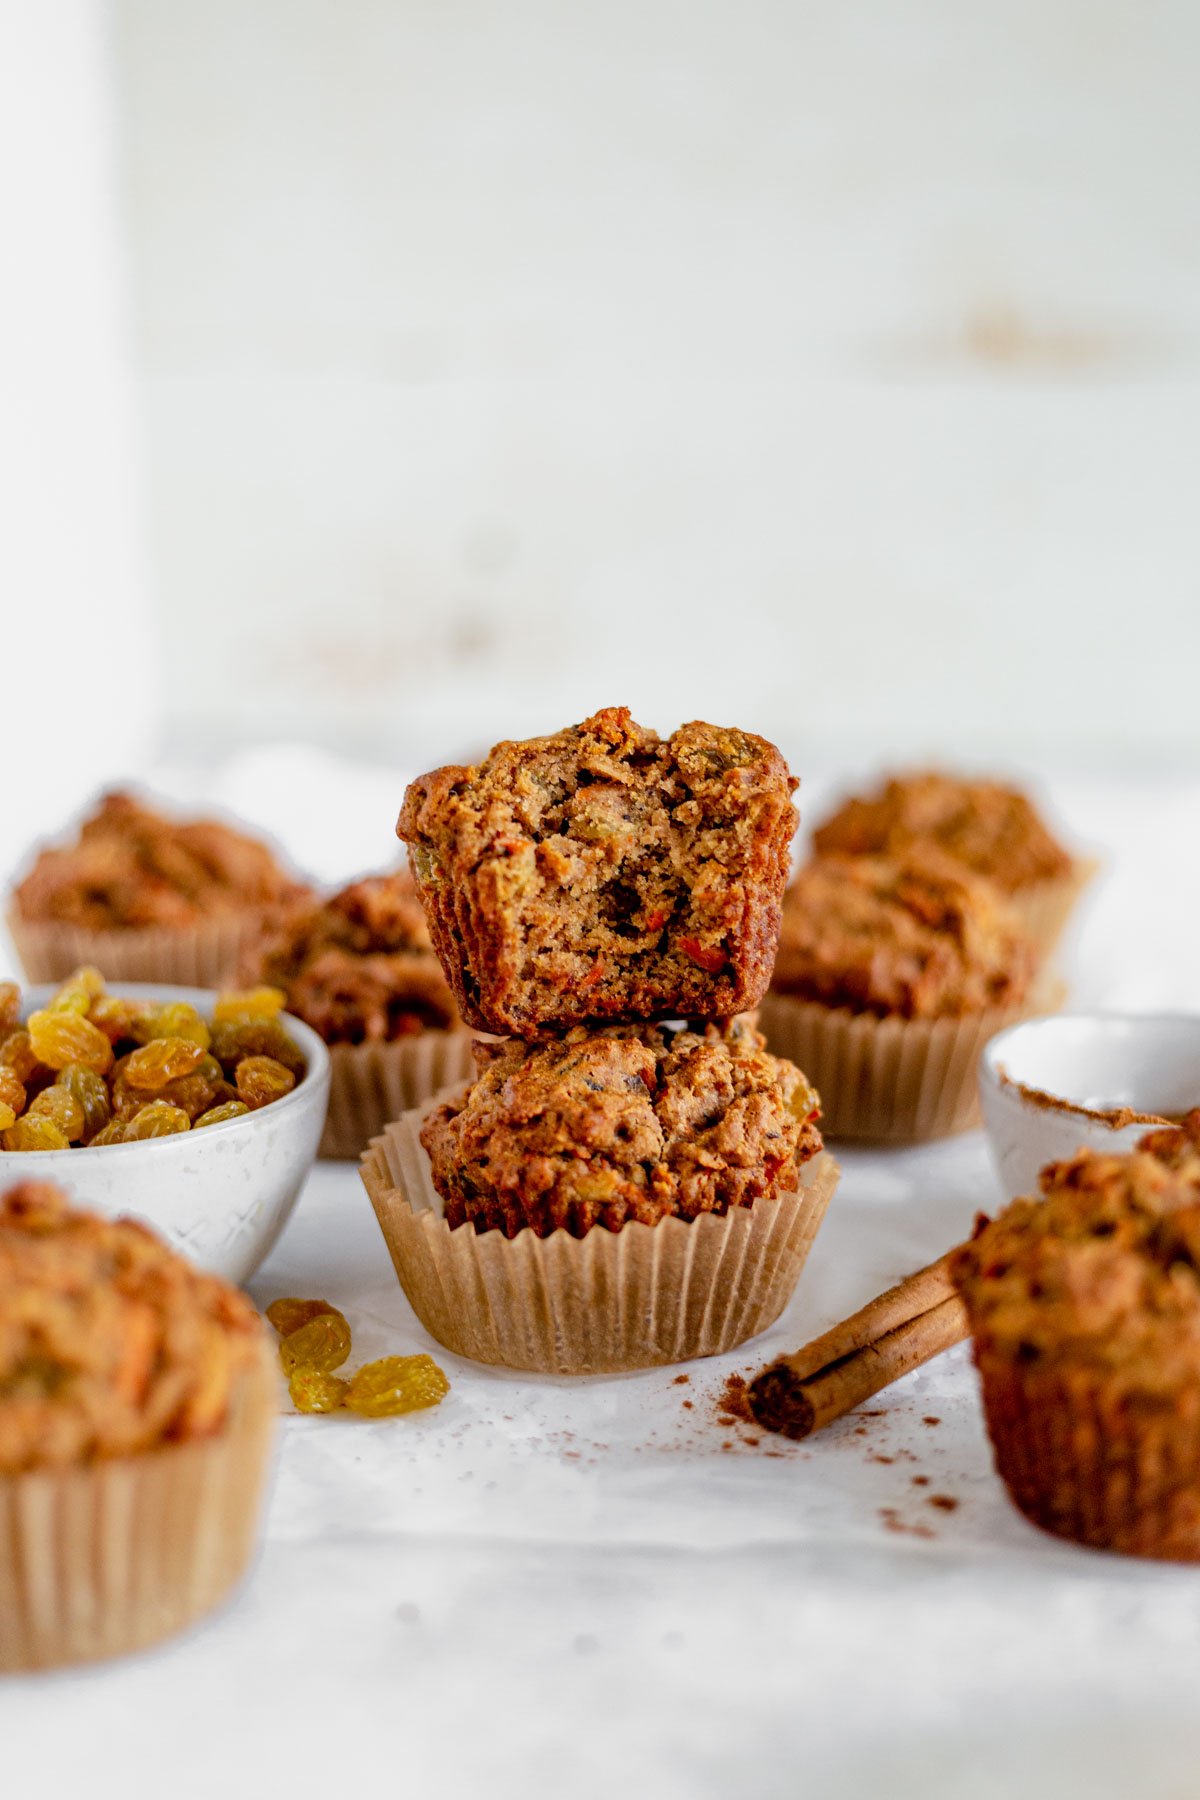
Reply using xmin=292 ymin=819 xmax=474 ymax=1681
xmin=770 ymin=852 xmax=1037 ymax=1020
xmin=14 ymin=790 xmax=306 ymax=934
xmin=420 ymin=1017 xmax=822 ymax=1239
xmin=953 ymin=1114 xmax=1200 ymax=1560
xmin=247 ymin=870 xmax=458 ymax=1045
xmin=397 ymin=707 xmax=798 ymax=1036
xmin=0 ymin=1180 xmax=276 ymax=1669
xmin=812 ymin=771 xmax=1072 ymax=898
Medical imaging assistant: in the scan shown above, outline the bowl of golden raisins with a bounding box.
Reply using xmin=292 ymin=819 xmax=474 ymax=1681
xmin=0 ymin=969 xmax=330 ymax=1282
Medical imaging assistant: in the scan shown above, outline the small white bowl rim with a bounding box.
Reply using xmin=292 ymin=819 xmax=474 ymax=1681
xmin=981 ymin=1009 xmax=1200 ymax=1122
xmin=10 ymin=981 xmax=330 ymax=1157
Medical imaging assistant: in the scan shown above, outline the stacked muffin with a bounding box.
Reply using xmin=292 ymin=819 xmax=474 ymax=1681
xmin=360 ymin=707 xmax=837 ymax=1373
xmin=762 ymin=772 xmax=1083 ymax=1142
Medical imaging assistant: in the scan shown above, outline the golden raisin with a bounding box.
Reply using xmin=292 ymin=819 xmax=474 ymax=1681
xmin=3 ymin=1115 xmax=69 ymax=1152
xmin=0 ymin=1103 xmax=14 ymax=1131
xmin=266 ymin=1297 xmax=340 ymax=1337
xmin=124 ymin=1037 xmax=206 ymax=1091
xmin=89 ymin=993 xmax=150 ymax=1045
xmin=27 ymin=1009 xmax=113 ymax=1075
xmin=279 ymin=1312 xmax=352 ymax=1375
xmin=213 ymin=987 xmax=286 ymax=1025
xmin=211 ymin=1020 xmax=306 ymax=1079
xmin=289 ymin=1369 xmax=349 ymax=1414
xmin=123 ymin=1101 xmax=191 ymax=1139
xmin=27 ymin=1086 xmax=85 ymax=1142
xmin=235 ymin=1055 xmax=296 ymax=1109
xmin=194 ymin=1099 xmax=251 ymax=1129
xmin=132 ymin=1002 xmax=211 ymax=1050
xmin=154 ymin=1070 xmax=222 ymax=1120
xmin=0 ymin=983 xmax=20 ymax=1034
xmin=0 ymin=1031 xmax=38 ymax=1083
xmin=58 ymin=1064 xmax=111 ymax=1141
xmin=48 ymin=967 xmax=105 ymax=1014
xmin=344 ymin=1354 xmax=449 ymax=1417
xmin=89 ymin=1119 xmax=127 ymax=1147
xmin=0 ymin=1065 xmax=26 ymax=1117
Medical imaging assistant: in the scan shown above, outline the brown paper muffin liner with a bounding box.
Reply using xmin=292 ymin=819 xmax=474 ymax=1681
xmin=0 ymin=1338 xmax=278 ymax=1673
xmin=359 ymin=1099 xmax=840 ymax=1374
xmin=969 ymin=1345 xmax=1200 ymax=1561
xmin=759 ymin=979 xmax=1064 ymax=1144
xmin=5 ymin=908 xmax=257 ymax=990
xmin=1010 ymin=858 xmax=1100 ymax=960
xmin=320 ymin=1030 xmax=478 ymax=1160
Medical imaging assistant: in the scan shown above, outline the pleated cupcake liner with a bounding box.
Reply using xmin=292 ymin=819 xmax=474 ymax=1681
xmin=359 ymin=1095 xmax=839 ymax=1375
xmin=0 ymin=1339 xmax=278 ymax=1673
xmin=759 ymin=979 xmax=1064 ymax=1144
xmin=319 ymin=1031 xmax=478 ymax=1159
xmin=1010 ymin=858 xmax=1100 ymax=960
xmin=969 ymin=1344 xmax=1200 ymax=1561
xmin=5 ymin=909 xmax=256 ymax=990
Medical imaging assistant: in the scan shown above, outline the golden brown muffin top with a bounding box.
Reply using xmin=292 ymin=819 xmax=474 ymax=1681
xmin=420 ymin=1017 xmax=822 ymax=1240
xmin=246 ymin=870 xmax=458 ymax=1045
xmin=0 ymin=1180 xmax=266 ymax=1473
xmin=812 ymin=771 xmax=1072 ymax=894
xmin=14 ymin=790 xmax=308 ymax=931
xmin=954 ymin=1114 xmax=1200 ymax=1389
xmin=770 ymin=852 xmax=1036 ymax=1019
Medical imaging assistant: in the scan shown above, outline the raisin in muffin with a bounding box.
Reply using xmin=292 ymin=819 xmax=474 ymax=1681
xmin=397 ymin=708 xmax=798 ymax=1036
xmin=760 ymin=853 xmax=1051 ymax=1141
xmin=0 ymin=1180 xmax=276 ymax=1669
xmin=811 ymin=770 xmax=1088 ymax=954
xmin=954 ymin=1114 xmax=1200 ymax=1560
xmin=420 ymin=1017 xmax=822 ymax=1239
xmin=9 ymin=791 xmax=310 ymax=988
xmin=248 ymin=871 xmax=458 ymax=1045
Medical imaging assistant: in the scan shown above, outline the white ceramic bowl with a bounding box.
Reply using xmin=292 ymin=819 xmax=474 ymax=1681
xmin=979 ymin=1012 xmax=1200 ymax=1201
xmin=1 ymin=984 xmax=330 ymax=1284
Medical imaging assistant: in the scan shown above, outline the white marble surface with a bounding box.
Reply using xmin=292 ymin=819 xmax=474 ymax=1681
xmin=4 ymin=766 xmax=1200 ymax=1798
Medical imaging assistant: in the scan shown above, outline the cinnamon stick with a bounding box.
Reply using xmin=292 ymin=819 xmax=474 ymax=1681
xmin=748 ymin=1249 xmax=970 ymax=1440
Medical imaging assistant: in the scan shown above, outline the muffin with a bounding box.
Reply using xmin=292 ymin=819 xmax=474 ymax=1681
xmin=0 ymin=1179 xmax=277 ymax=1670
xmin=245 ymin=869 xmax=474 ymax=1158
xmin=811 ymin=769 xmax=1092 ymax=955
xmin=9 ymin=789 xmax=309 ymax=988
xmin=360 ymin=1018 xmax=837 ymax=1373
xmin=397 ymin=707 xmax=798 ymax=1036
xmin=954 ymin=1114 xmax=1200 ymax=1560
xmin=760 ymin=851 xmax=1054 ymax=1140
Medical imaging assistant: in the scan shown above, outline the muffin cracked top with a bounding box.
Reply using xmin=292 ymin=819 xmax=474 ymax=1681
xmin=953 ymin=1113 xmax=1200 ymax=1389
xmin=397 ymin=707 xmax=798 ymax=1035
xmin=812 ymin=771 xmax=1072 ymax=895
xmin=0 ymin=1181 xmax=265 ymax=1474
xmin=14 ymin=791 xmax=307 ymax=931
xmin=770 ymin=852 xmax=1036 ymax=1019
xmin=420 ymin=1018 xmax=822 ymax=1239
xmin=247 ymin=870 xmax=458 ymax=1045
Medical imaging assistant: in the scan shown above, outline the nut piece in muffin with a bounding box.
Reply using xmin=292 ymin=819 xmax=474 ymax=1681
xmin=246 ymin=869 xmax=458 ymax=1046
xmin=812 ymin=770 xmax=1072 ymax=897
xmin=13 ymin=790 xmax=308 ymax=933
xmin=954 ymin=1113 xmax=1200 ymax=1558
xmin=770 ymin=851 xmax=1037 ymax=1020
xmin=0 ymin=1179 xmax=265 ymax=1475
xmin=397 ymin=707 xmax=799 ymax=1036
xmin=420 ymin=1017 xmax=822 ymax=1239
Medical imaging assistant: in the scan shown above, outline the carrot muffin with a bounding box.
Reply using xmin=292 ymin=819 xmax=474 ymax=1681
xmin=760 ymin=852 xmax=1048 ymax=1141
xmin=420 ymin=1017 xmax=822 ymax=1239
xmin=246 ymin=870 xmax=473 ymax=1159
xmin=397 ymin=707 xmax=798 ymax=1036
xmin=954 ymin=1114 xmax=1200 ymax=1560
xmin=811 ymin=770 xmax=1088 ymax=954
xmin=9 ymin=790 xmax=310 ymax=988
xmin=0 ymin=1179 xmax=276 ymax=1668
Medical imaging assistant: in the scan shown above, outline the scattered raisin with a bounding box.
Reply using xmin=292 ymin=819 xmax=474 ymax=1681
xmin=124 ymin=1037 xmax=207 ymax=1091
xmin=266 ymin=1297 xmax=340 ymax=1337
xmin=27 ymin=1009 xmax=113 ymax=1075
xmin=344 ymin=1354 xmax=449 ymax=1417
xmin=123 ymin=1101 xmax=191 ymax=1139
xmin=289 ymin=1369 xmax=349 ymax=1414
xmin=279 ymin=1312 xmax=352 ymax=1374
xmin=236 ymin=1055 xmax=296 ymax=1109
